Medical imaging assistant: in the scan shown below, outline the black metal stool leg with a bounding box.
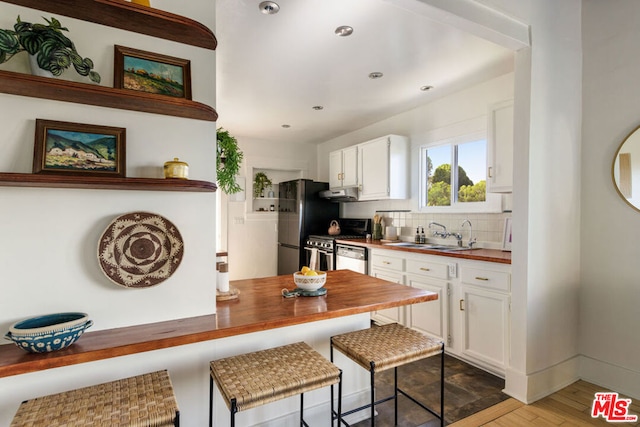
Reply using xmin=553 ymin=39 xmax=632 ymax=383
xmin=209 ymin=374 xmax=213 ymax=427
xmin=230 ymin=399 xmax=237 ymax=427
xmin=331 ymin=340 xmax=335 ymax=421
xmin=370 ymin=362 xmax=376 ymax=426
xmin=440 ymin=344 xmax=445 ymax=426
xmin=337 ymin=370 xmax=343 ymax=427
xmin=394 ymin=366 xmax=399 ymax=426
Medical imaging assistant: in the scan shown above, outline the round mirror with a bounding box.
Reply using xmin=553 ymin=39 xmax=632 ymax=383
xmin=613 ymin=125 xmax=640 ymax=212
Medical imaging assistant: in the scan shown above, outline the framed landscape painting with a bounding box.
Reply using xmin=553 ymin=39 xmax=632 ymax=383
xmin=33 ymin=119 xmax=126 ymax=177
xmin=114 ymin=45 xmax=192 ymax=99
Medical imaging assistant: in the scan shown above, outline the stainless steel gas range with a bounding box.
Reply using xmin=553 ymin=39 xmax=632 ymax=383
xmin=304 ymin=218 xmax=371 ymax=271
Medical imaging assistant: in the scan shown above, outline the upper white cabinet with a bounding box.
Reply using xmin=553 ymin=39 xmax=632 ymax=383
xmin=357 ymin=135 xmax=409 ymax=201
xmin=329 ymin=146 xmax=358 ymax=189
xmin=487 ymin=100 xmax=514 ymax=193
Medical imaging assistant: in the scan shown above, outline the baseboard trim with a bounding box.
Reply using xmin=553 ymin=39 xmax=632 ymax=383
xmin=579 ymin=355 xmax=640 ymax=400
xmin=255 ymin=389 xmax=372 ymax=426
xmin=503 ymin=356 xmax=580 ymax=403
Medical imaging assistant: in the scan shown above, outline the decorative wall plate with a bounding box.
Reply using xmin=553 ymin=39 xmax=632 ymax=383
xmin=98 ymin=211 xmax=184 ymax=288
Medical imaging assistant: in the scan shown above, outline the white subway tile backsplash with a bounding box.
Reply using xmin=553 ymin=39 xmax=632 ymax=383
xmin=397 ymin=211 xmax=510 ymax=246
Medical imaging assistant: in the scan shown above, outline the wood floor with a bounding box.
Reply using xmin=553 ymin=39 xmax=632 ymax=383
xmin=449 ymin=380 xmax=640 ymax=427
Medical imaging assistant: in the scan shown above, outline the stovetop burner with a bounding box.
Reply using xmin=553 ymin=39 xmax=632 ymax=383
xmin=305 ymin=218 xmax=371 ymax=251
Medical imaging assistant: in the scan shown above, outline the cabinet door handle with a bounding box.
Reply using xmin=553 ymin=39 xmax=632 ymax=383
xmin=475 ymin=276 xmax=489 ymax=281
xmin=459 ymin=299 xmax=465 ymax=311
xmin=382 ymin=261 xmax=391 ymax=265
xmin=488 ymin=166 xmax=493 ymax=178
xmin=419 ymin=267 xmax=430 ymax=271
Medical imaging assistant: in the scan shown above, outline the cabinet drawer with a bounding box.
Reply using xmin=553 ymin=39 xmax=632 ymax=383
xmin=406 ymin=259 xmax=448 ymax=280
xmin=461 ymin=267 xmax=510 ymax=292
xmin=371 ymin=253 xmax=404 ymax=272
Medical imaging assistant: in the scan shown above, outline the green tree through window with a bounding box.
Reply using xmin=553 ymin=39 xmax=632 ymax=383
xmin=421 ymin=137 xmax=487 ymax=208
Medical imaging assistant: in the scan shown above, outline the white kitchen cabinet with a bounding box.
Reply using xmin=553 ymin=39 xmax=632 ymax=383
xmin=329 ymin=146 xmax=358 ymax=189
xmin=405 ymin=257 xmax=450 ymax=345
xmin=487 ymin=100 xmax=514 ymax=193
xmin=370 ymin=250 xmax=405 ymax=325
xmin=369 ymin=247 xmax=511 ymax=377
xmin=456 ymin=262 xmax=511 ymax=375
xmin=357 ymin=135 xmax=409 ymax=201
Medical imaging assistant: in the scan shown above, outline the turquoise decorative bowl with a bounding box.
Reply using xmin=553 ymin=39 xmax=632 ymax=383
xmin=4 ymin=312 xmax=93 ymax=353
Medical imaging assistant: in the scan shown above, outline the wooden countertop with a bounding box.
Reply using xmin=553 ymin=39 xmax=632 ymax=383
xmin=336 ymin=238 xmax=511 ymax=264
xmin=0 ymin=270 xmax=437 ymax=378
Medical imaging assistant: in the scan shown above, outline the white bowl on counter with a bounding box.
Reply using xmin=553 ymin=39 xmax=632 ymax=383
xmin=293 ymin=271 xmax=327 ymax=291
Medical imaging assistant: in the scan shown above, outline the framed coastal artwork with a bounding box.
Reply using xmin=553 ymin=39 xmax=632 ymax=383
xmin=113 ymin=45 xmax=192 ymax=99
xmin=502 ymin=217 xmax=512 ymax=251
xmin=33 ymin=119 xmax=126 ymax=177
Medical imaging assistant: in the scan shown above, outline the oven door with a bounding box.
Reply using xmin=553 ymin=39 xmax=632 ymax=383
xmin=304 ymin=247 xmax=334 ymax=271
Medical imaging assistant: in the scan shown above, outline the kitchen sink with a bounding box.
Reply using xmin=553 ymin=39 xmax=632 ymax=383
xmin=382 ymin=242 xmax=478 ymax=251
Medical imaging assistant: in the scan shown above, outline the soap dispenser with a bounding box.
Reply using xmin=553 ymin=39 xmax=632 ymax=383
xmin=415 ymin=227 xmax=421 ymax=243
xmin=420 ymin=227 xmax=426 ymax=244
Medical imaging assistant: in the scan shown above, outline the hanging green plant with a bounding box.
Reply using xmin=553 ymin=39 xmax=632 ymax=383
xmin=216 ymin=127 xmax=244 ymax=194
xmin=253 ymin=171 xmax=272 ymax=199
xmin=0 ymin=16 xmax=101 ymax=83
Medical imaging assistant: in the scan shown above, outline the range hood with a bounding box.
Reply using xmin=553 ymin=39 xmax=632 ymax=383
xmin=319 ymin=187 xmax=359 ymax=202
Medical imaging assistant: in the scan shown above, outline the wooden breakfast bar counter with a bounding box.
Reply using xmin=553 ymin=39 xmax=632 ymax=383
xmin=0 ymin=270 xmax=437 ymax=378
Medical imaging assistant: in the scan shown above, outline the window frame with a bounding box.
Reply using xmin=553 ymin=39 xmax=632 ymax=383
xmin=418 ymin=131 xmax=502 ymax=213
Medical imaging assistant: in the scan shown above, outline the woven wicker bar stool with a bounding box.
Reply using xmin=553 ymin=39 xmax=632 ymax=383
xmin=330 ymin=323 xmax=444 ymax=426
xmin=10 ymin=369 xmax=180 ymax=427
xmin=209 ymin=341 xmax=342 ymax=427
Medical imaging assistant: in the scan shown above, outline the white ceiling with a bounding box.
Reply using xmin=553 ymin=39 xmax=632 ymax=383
xmin=214 ymin=0 xmax=514 ymax=145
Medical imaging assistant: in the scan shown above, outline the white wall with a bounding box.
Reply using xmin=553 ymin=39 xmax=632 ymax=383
xmin=580 ymin=0 xmax=640 ymax=398
xmin=223 ymin=135 xmax=319 ymax=279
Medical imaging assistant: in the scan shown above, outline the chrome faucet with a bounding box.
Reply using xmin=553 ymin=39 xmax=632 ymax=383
xmin=428 ymin=222 xmax=449 ymax=238
xmin=461 ymin=219 xmax=476 ymax=248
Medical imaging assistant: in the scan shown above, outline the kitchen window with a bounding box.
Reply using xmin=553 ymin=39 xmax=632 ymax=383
xmin=419 ymin=131 xmax=501 ymax=212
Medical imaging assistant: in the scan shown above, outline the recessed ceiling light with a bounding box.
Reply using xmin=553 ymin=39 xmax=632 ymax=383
xmin=335 ymin=26 xmax=353 ymax=37
xmin=282 ymin=124 xmax=291 ymax=128
xmin=420 ymin=85 xmax=434 ymax=91
xmin=368 ymin=72 xmax=384 ymax=79
xmin=312 ymin=106 xmax=324 ymax=110
xmin=259 ymin=1 xmax=279 ymax=14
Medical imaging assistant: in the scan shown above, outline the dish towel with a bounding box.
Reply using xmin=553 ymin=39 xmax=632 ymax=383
xmin=309 ymin=248 xmax=319 ymax=271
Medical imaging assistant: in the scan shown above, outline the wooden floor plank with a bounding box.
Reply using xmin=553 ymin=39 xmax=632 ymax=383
xmin=448 ymin=398 xmax=524 ymax=427
xmin=451 ymin=380 xmax=639 ymax=427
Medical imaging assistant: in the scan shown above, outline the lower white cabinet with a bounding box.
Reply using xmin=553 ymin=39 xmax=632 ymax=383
xmin=406 ymin=276 xmax=448 ymax=344
xmin=455 ymin=261 xmax=511 ymax=375
xmin=370 ymin=251 xmax=405 ymax=324
xmin=369 ymin=248 xmax=511 ymax=377
xmin=459 ymin=284 xmax=509 ymax=372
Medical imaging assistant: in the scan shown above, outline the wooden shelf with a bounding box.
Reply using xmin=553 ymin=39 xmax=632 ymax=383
xmin=0 ymin=70 xmax=218 ymax=121
xmin=1 ymin=0 xmax=217 ymax=50
xmin=0 ymin=173 xmax=217 ymax=192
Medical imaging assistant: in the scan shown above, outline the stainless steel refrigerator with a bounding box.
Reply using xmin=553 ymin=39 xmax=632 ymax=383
xmin=277 ymin=179 xmax=339 ymax=275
